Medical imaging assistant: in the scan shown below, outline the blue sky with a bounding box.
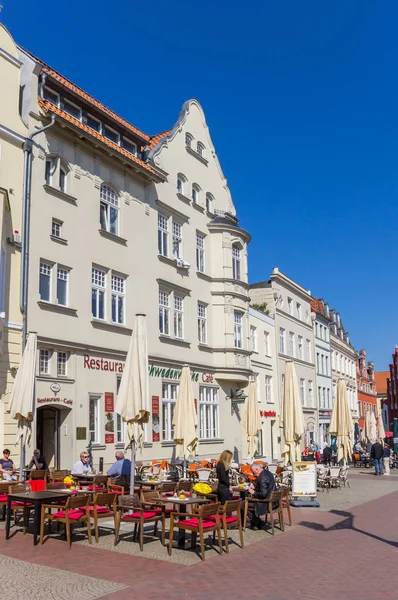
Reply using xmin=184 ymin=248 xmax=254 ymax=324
xmin=3 ymin=1 xmax=398 ymax=369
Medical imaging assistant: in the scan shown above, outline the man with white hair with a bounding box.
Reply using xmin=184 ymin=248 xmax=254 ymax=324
xmin=246 ymin=462 xmax=276 ymax=530
xmin=107 ymin=451 xmax=131 ymax=487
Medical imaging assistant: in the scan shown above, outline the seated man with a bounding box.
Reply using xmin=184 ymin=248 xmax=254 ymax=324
xmin=27 ymin=449 xmax=48 ymax=471
xmin=107 ymin=451 xmax=132 ymax=488
xmin=72 ymin=450 xmax=93 ymax=475
xmin=246 ymin=463 xmax=276 ymax=530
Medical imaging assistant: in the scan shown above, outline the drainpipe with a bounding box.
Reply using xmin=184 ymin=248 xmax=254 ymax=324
xmin=20 ymin=112 xmax=55 ymax=349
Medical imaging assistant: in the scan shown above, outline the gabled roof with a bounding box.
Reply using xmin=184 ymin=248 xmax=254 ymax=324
xmin=375 ymin=371 xmax=389 ymax=394
xmin=38 ymin=98 xmax=162 ymax=180
xmin=146 ymin=130 xmax=170 ymax=151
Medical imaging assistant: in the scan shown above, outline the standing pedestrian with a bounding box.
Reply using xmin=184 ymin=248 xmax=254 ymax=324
xmin=322 ymin=444 xmax=332 ymax=466
xmin=216 ymin=450 xmax=233 ymax=505
xmin=370 ymin=440 xmax=384 ymax=475
xmin=383 ymin=443 xmax=391 ymax=476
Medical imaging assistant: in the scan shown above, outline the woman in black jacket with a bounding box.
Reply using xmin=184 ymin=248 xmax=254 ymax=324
xmin=216 ymin=450 xmax=233 ymax=505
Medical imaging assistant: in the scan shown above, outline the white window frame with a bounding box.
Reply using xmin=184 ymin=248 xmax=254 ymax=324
xmin=298 ymin=335 xmax=303 ymax=359
xmin=279 ymin=328 xmax=285 ymax=354
xmin=111 ymin=273 xmax=125 ymax=325
xmin=296 ymin=302 xmax=302 ymax=320
xmin=62 ymin=97 xmax=82 ymax=120
xmin=122 ymin=137 xmax=137 ymax=156
xmin=102 ymin=124 xmax=120 ymax=145
xmin=287 ymin=297 xmax=293 ymax=315
xmin=51 ymin=219 xmax=62 ymax=238
xmin=305 ymin=339 xmax=311 ymax=362
xmin=89 ymin=395 xmax=100 ymax=444
xmin=45 ymin=157 xmax=56 ymax=186
xmin=92 ymin=267 xmax=106 ymax=320
xmin=199 ymin=386 xmax=219 ymax=439
xmin=159 ymin=290 xmax=170 ymax=335
xmin=57 ymin=351 xmax=68 ymax=377
xmin=56 ymin=267 xmax=69 ymax=306
xmin=162 ymin=382 xmax=178 ymax=441
xmin=250 ymin=326 xmax=257 ymax=352
xmin=185 ymin=133 xmax=193 ymax=148
xmin=205 ymin=193 xmax=213 ymax=213
xmin=100 ymin=184 xmax=119 ymax=235
xmin=196 ymin=141 xmax=205 ymax=157
xmin=300 ymin=378 xmax=305 ymax=405
xmin=86 ymin=113 xmax=101 ymax=132
xmin=265 ymin=375 xmax=272 ymax=403
xmin=234 ymin=311 xmax=243 ymax=349
xmin=39 ymin=349 xmax=51 ymax=375
xmin=308 ymin=381 xmax=313 ymax=407
xmin=158 ymin=213 xmax=168 ymax=257
xmin=192 ymin=183 xmax=200 ymax=204
xmin=288 ymin=331 xmax=295 ymax=357
xmin=264 ymin=331 xmax=270 ymax=356
xmin=232 ymin=244 xmax=241 ymax=280
xmin=43 ymin=86 xmax=60 ymax=107
xmin=173 ymin=295 xmax=184 ymax=339
xmin=59 ymin=165 xmax=67 ymax=193
xmin=196 ymin=233 xmax=205 ymax=273
xmin=172 ymin=220 xmax=182 ymax=259
xmin=198 ymin=302 xmax=207 ymax=344
xmin=39 ymin=261 xmax=52 ymax=302
xmin=177 ymin=174 xmax=186 ymax=195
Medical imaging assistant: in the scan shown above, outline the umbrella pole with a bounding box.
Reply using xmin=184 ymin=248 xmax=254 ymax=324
xmin=19 ymin=440 xmax=25 ymax=483
xmin=130 ymin=444 xmax=136 ymax=495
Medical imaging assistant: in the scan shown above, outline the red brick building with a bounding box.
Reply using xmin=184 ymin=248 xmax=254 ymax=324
xmin=386 ymin=348 xmax=398 ymax=427
xmin=357 ymin=349 xmax=377 ymax=430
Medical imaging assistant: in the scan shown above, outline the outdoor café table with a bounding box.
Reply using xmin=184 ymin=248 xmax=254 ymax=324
xmin=73 ymin=473 xmax=109 ymax=485
xmin=138 ymin=480 xmax=173 ymax=489
xmin=5 ymin=490 xmax=70 ymax=546
xmin=168 ymin=496 xmax=210 ymax=548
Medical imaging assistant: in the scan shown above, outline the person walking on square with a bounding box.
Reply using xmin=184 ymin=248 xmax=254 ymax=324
xmin=370 ymin=440 xmax=384 ymax=475
xmin=383 ymin=443 xmax=391 ymax=476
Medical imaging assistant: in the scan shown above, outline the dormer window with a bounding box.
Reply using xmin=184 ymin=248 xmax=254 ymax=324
xmin=185 ymin=133 xmax=193 ymax=148
xmin=197 ymin=142 xmax=205 ymax=157
xmin=122 ymin=138 xmax=137 ymax=156
xmin=43 ymin=87 xmax=60 ymax=107
xmin=62 ymin=98 xmax=81 ymax=120
xmin=103 ymin=125 xmax=119 ymax=145
xmin=86 ymin=114 xmax=101 ymax=132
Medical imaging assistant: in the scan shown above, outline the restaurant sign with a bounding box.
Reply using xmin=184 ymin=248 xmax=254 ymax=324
xmin=292 ymin=462 xmax=317 ymax=498
xmin=37 ymin=397 xmax=73 ymax=406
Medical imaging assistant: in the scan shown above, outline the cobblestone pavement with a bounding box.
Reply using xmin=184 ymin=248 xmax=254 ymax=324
xmin=0 ymin=473 xmax=397 ymax=599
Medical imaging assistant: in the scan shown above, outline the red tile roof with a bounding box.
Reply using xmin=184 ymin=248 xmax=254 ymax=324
xmin=38 ymin=98 xmax=162 ymax=180
xmin=375 ymin=371 xmax=389 ymax=394
xmin=147 ymin=130 xmax=170 ymax=151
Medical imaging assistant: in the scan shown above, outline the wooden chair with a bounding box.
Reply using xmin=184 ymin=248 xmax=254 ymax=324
xmin=176 ymin=481 xmax=193 ymax=495
xmin=279 ymin=486 xmax=292 ymax=526
xmin=87 ymin=475 xmax=108 ymax=492
xmin=40 ymin=494 xmax=91 ymax=547
xmin=107 ymin=479 xmax=125 ymax=496
xmin=243 ymin=489 xmax=285 ymax=535
xmin=48 ymin=470 xmax=70 ymax=483
xmin=160 ymin=481 xmax=177 ymax=496
xmin=8 ymin=483 xmax=33 ymax=532
xmin=29 ymin=470 xmax=47 ymax=481
xmin=169 ymin=502 xmax=223 ymax=561
xmin=211 ymin=499 xmax=243 ymax=553
xmin=0 ymin=481 xmax=10 ymax=520
xmin=115 ymin=493 xmax=165 ymax=550
xmin=88 ymin=492 xmax=117 ymax=543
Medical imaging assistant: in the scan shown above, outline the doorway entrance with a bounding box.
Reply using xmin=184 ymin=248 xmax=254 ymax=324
xmin=36 ymin=406 xmax=60 ymax=469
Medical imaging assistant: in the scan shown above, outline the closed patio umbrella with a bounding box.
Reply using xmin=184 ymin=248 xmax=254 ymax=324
xmin=115 ymin=315 xmax=150 ymax=492
xmin=8 ymin=332 xmax=37 ymax=480
xmin=393 ymin=419 xmax=398 ymax=454
xmin=280 ymin=361 xmax=305 ymax=465
xmin=364 ymin=410 xmax=371 ymax=442
xmin=245 ymin=380 xmax=261 ymax=458
xmin=376 ymin=399 xmax=385 ymax=441
xmin=173 ymin=365 xmax=198 ymax=465
xmin=330 ymin=379 xmax=354 ymax=464
xmin=369 ymin=411 xmax=377 ymax=444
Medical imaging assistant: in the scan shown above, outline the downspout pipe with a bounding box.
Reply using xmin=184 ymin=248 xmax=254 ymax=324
xmin=20 ymin=112 xmax=55 ymax=349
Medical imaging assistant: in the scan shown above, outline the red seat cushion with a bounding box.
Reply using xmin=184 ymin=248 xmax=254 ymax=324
xmin=11 ymin=501 xmax=33 ymax=508
xmin=52 ymin=509 xmax=85 ymax=520
xmin=0 ymin=495 xmax=8 ymax=502
xmin=208 ymin=515 xmax=237 ymax=524
xmin=87 ymin=505 xmax=111 ymax=514
xmin=87 ymin=486 xmax=104 ymax=491
xmin=122 ymin=511 xmax=161 ymax=520
xmin=180 ymin=518 xmax=216 ymax=529
xmin=162 ymin=492 xmax=175 ymax=497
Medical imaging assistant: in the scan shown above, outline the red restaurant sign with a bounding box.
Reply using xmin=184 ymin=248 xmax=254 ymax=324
xmin=104 ymin=392 xmax=114 ymax=412
xmin=260 ymin=410 xmax=276 ymax=418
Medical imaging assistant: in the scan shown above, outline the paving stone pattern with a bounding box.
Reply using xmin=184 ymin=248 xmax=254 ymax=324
xmin=0 ymin=472 xmax=397 ymax=599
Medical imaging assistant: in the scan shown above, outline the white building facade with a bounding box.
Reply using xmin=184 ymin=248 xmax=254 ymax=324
xmin=7 ymin=43 xmax=263 ymax=472
xmin=250 ymin=268 xmax=318 ymax=446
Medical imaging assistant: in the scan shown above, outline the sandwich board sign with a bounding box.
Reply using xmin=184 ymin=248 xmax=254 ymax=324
xmin=290 ymin=461 xmax=319 ymax=507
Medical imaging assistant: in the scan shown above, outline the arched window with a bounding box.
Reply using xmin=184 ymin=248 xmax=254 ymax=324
xmin=100 ymin=184 xmax=119 ymax=235
xmin=59 ymin=166 xmax=67 ymax=192
xmin=177 ymin=173 xmax=187 ymax=195
xmin=232 ymin=243 xmax=241 ymax=280
xmin=205 ymin=193 xmax=214 ymax=213
xmin=192 ymin=183 xmax=201 ymax=204
xmin=185 ymin=133 xmax=193 ymax=148
xmin=45 ymin=157 xmax=56 ymax=186
xmin=197 ymin=142 xmax=205 ymax=157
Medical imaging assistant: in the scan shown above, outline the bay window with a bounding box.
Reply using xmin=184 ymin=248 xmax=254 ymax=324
xmin=234 ymin=311 xmax=243 ymax=348
xmin=232 ymin=244 xmax=241 ymax=280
